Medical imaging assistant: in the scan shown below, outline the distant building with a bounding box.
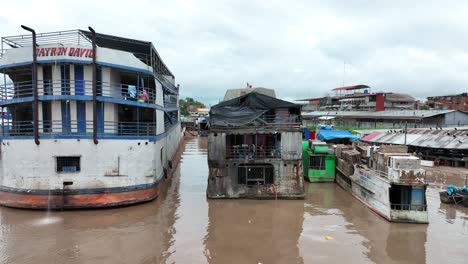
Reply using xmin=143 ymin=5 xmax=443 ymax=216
xmin=196 ymin=108 xmax=210 ymax=116
xmin=426 ymin=93 xmax=467 ymax=111
xmin=303 ymin=110 xmax=468 ymax=129
xmin=361 ymin=128 xmax=468 ymax=168
xmin=298 ymin=84 xmax=416 ymax=112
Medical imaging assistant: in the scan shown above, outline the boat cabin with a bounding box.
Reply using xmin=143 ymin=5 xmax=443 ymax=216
xmin=207 ymin=92 xmax=304 ymax=199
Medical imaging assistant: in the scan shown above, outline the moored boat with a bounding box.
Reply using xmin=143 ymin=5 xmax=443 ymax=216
xmin=207 ymin=89 xmax=304 ymax=199
xmin=0 ymin=28 xmax=182 ymax=209
xmin=439 ymin=191 xmax=463 ymax=204
xmin=336 ymin=144 xmax=428 ymax=223
xmin=302 ymin=141 xmax=335 ymax=182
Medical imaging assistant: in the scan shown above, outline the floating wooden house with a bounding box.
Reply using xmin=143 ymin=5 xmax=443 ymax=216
xmin=207 ymin=91 xmax=304 ymax=199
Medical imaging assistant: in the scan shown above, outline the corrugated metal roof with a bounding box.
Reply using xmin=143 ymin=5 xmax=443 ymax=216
xmin=361 ymin=131 xmax=383 ymax=141
xmin=303 ymin=110 xmax=457 ymax=119
xmin=362 ymin=129 xmax=468 ymax=149
xmin=331 ymin=84 xmax=369 ymax=91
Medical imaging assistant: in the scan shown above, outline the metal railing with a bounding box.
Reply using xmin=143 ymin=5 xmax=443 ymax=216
xmin=0 ymin=79 xmax=164 ymax=105
xmin=103 ymin=121 xmax=157 ymax=136
xmin=226 ymin=145 xmax=282 ymax=159
xmin=164 ymin=115 xmax=179 ymax=131
xmin=390 ymin=203 xmax=427 ymax=211
xmin=1 ymin=120 xmax=161 ymax=137
xmin=0 ymin=81 xmax=34 ymax=99
xmin=163 ymin=95 xmax=178 ymax=108
xmin=357 ymin=166 xmax=390 ymax=180
xmin=211 ymin=114 xmax=301 ymax=129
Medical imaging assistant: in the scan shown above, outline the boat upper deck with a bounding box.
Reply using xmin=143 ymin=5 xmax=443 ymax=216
xmin=0 ymin=28 xmax=180 ymax=140
xmin=1 ymin=29 xmax=174 ymax=78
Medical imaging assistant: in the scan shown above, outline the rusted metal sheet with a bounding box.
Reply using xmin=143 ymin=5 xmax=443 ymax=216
xmin=363 ymin=129 xmax=468 ymax=149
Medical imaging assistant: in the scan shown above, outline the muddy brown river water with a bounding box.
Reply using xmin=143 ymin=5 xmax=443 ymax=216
xmin=0 ymin=137 xmax=467 ymax=263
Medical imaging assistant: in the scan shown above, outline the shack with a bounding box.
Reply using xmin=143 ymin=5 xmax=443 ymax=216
xmin=207 ymin=92 xmax=304 ymax=199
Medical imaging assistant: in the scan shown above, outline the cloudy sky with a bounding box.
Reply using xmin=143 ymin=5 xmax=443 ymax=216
xmin=1 ymin=0 xmax=467 ymax=105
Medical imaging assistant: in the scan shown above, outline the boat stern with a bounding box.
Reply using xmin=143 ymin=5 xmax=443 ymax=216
xmin=390 ymin=209 xmax=428 ymax=224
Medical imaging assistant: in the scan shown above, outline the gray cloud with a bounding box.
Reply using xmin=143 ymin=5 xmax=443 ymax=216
xmin=1 ymin=0 xmax=467 ymax=105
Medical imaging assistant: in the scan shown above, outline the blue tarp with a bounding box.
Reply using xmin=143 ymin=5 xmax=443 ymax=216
xmin=447 ymin=185 xmax=458 ymax=195
xmin=460 ymin=186 xmax=468 ymax=194
xmin=317 ymin=130 xmax=360 ymax=141
xmin=303 ymin=128 xmax=310 ymax=140
xmin=318 ymin=125 xmax=333 ymax=130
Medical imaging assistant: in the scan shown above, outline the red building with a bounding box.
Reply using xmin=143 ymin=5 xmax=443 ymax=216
xmin=298 ymin=85 xmax=416 ymax=112
xmin=427 ymin=93 xmax=468 ymax=112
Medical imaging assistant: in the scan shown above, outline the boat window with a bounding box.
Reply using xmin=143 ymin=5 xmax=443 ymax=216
xmin=389 ymin=185 xmax=426 ymax=211
xmin=60 ymin=64 xmax=70 ymax=95
xmin=42 ymin=65 xmax=53 ymax=95
xmin=56 ymin=156 xmax=81 ymax=173
xmin=225 ymin=133 xmax=281 ymax=159
xmin=10 ymin=104 xmax=33 ymax=136
xmin=309 ymin=155 xmax=326 ymax=170
xmin=237 ymin=164 xmax=274 ymax=185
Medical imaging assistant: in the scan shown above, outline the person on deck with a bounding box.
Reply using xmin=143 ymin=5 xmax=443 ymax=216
xmin=139 ymin=89 xmax=149 ymax=103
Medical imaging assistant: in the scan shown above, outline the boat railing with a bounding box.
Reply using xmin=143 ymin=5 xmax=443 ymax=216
xmin=0 ymin=81 xmax=34 ymax=99
xmin=163 ymin=95 xmax=178 ymax=108
xmin=102 ymin=121 xmax=157 ymax=136
xmin=390 ymin=203 xmax=427 ymax=212
xmin=0 ymin=120 xmax=162 ymax=137
xmin=0 ymin=80 xmax=163 ymax=106
xmin=226 ymin=146 xmax=282 ymax=160
xmin=164 ymin=115 xmax=179 ymax=131
xmin=211 ymin=114 xmax=301 ymax=130
xmin=357 ymin=165 xmax=390 ymax=180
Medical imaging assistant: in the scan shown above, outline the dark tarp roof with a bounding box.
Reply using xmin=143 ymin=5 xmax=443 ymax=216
xmin=79 ymin=30 xmax=151 ymax=56
xmin=210 ymin=92 xmax=301 ymax=127
xmin=213 ymin=91 xmax=299 ymax=109
xmin=79 ymin=30 xmax=173 ymax=77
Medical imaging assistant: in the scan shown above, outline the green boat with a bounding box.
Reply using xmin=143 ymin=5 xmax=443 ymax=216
xmin=302 ymin=141 xmax=335 ymax=182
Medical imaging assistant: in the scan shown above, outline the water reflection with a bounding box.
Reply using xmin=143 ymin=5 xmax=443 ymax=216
xmin=204 ymin=199 xmax=304 ymax=264
xmin=0 ymin=167 xmax=181 ymax=264
xmin=0 ymin=137 xmax=467 ymax=264
xmin=312 ymin=183 xmax=428 ymax=264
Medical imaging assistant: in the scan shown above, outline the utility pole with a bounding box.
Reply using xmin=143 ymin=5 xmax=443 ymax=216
xmin=342 ymin=61 xmax=346 ymax=87
xmin=404 ymin=121 xmax=407 ymax=145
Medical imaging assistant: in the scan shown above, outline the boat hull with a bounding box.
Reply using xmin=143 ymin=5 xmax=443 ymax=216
xmin=0 ymin=137 xmax=184 ymax=210
xmin=305 ymin=175 xmax=335 ymax=183
xmin=335 ymin=169 xmax=428 ymax=223
xmin=0 ymin=184 xmax=160 ymax=209
xmin=439 ymin=191 xmax=463 ymax=204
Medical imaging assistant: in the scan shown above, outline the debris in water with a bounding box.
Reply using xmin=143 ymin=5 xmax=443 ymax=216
xmin=325 ymin=236 xmax=333 ymax=240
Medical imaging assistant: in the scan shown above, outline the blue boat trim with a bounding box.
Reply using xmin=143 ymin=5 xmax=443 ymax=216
xmin=0 ymin=59 xmax=178 ymax=94
xmin=0 ymin=96 xmax=177 ymax=112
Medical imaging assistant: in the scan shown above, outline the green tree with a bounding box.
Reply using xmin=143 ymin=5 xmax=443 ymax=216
xmin=179 ymin=97 xmax=205 ymax=116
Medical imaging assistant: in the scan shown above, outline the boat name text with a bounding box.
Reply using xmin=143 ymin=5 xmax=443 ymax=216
xmin=36 ymin=47 xmax=93 ymax=58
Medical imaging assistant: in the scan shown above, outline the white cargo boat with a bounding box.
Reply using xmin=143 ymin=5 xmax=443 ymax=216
xmin=336 ymin=145 xmax=428 ymax=223
xmin=0 ymin=28 xmax=182 ymax=209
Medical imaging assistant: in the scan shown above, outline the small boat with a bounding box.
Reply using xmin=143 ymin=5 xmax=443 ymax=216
xmin=302 ymin=141 xmax=335 ymax=182
xmin=463 ymin=196 xmax=468 ymax=207
xmin=439 ymin=191 xmax=463 ymax=204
